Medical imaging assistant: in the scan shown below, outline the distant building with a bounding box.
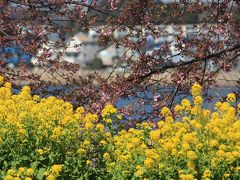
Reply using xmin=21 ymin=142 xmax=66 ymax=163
xmin=32 ymin=24 xmax=220 ymax=69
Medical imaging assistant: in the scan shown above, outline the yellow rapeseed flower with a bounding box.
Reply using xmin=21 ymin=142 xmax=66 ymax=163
xmin=25 ymin=177 xmax=33 ymax=180
xmin=191 ymin=83 xmax=202 ymax=97
xmin=46 ymin=174 xmax=55 ymax=180
xmin=220 ymin=102 xmax=230 ymax=112
xmin=86 ymin=160 xmax=91 ymax=165
xmin=216 ymin=149 xmax=225 ymax=157
xmin=105 ymin=118 xmax=112 ymax=124
xmin=7 ymin=169 xmax=16 ymax=176
xmin=219 ymin=144 xmax=226 ymax=150
xmin=33 ymin=95 xmax=40 ymax=101
xmin=85 ymin=122 xmax=94 ymax=130
xmin=179 ymin=173 xmax=195 ymax=180
xmin=0 ymin=75 xmax=4 ymax=85
xmin=26 ymin=168 xmax=34 ymax=176
xmin=174 ymin=105 xmax=183 ymax=114
xmin=77 ymin=148 xmax=86 ymax=155
xmin=203 ymin=109 xmax=211 ymax=118
xmin=194 ymin=96 xmax=203 ymax=106
xmin=224 ymin=173 xmax=230 ymax=178
xmin=13 ymin=177 xmax=21 ymax=180
xmin=226 ymin=93 xmax=236 ymax=102
xmin=50 ymin=164 xmax=64 ymax=175
xmin=102 ymin=104 xmax=117 ymax=117
xmin=51 ymin=126 xmax=64 ymax=139
xmin=95 ymin=124 xmax=105 ymax=133
xmin=103 ymin=153 xmax=111 ymax=160
xmin=161 ymin=107 xmax=172 ymax=117
xmin=209 ymin=139 xmax=218 ymax=147
xmin=18 ymin=167 xmax=25 ymax=173
xmin=83 ymin=140 xmax=91 ymax=147
xmin=76 ymin=106 xmax=85 ymax=114
xmin=4 ymin=82 xmax=12 ymax=89
xmin=134 ymin=169 xmax=144 ymax=177
xmin=187 ymin=151 xmax=197 ymax=161
xmin=150 ymin=130 xmax=160 ymax=141
xmin=144 ymin=158 xmax=155 ymax=168
xmin=99 ymin=140 xmax=107 ymax=146
xmin=117 ymin=114 xmax=122 ymax=120
xmin=202 ymin=169 xmax=211 ymax=179
xmin=5 ymin=175 xmax=13 ymax=180
xmin=181 ymin=99 xmax=191 ymax=112
xmin=36 ymin=149 xmax=44 ymax=155
xmin=21 ymin=86 xmax=31 ymax=95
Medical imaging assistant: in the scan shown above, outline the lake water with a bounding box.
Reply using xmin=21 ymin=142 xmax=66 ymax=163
xmin=12 ymin=85 xmax=239 ymax=120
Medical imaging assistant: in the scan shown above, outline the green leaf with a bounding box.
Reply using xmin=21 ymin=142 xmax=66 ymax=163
xmin=37 ymin=168 xmax=46 ymax=180
xmin=22 ymin=155 xmax=29 ymax=161
xmin=30 ymin=161 xmax=39 ymax=169
xmin=3 ymin=161 xmax=8 ymax=168
xmin=77 ymin=175 xmax=84 ymax=180
xmin=84 ymin=171 xmax=89 ymax=179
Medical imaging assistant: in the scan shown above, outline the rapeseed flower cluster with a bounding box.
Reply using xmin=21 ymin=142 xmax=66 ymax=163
xmin=100 ymin=84 xmax=240 ymax=179
xmin=0 ymin=75 xmax=109 ymax=179
xmin=0 ymin=75 xmax=239 ymax=179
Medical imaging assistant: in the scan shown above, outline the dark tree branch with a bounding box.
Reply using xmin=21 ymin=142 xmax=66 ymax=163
xmin=131 ymin=43 xmax=240 ymax=82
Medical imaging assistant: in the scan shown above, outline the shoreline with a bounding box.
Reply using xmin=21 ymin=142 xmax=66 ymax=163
xmin=13 ymin=66 xmax=240 ymax=88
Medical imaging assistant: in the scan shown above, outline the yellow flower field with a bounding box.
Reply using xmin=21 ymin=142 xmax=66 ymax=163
xmin=0 ymin=75 xmax=239 ymax=179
